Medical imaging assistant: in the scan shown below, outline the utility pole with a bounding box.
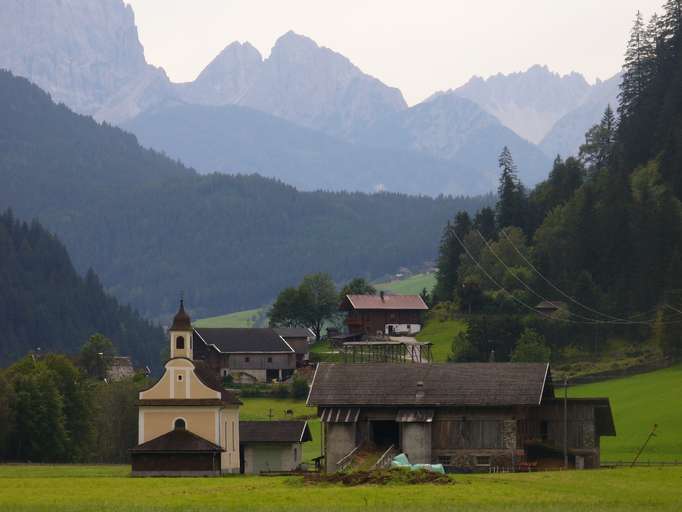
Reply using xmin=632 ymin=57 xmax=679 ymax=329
xmin=564 ymin=377 xmax=568 ymax=469
xmin=631 ymin=424 xmax=658 ymax=467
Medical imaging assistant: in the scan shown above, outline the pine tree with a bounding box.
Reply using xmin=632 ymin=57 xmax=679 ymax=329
xmin=579 ymin=105 xmax=616 ymax=170
xmin=619 ymin=12 xmax=653 ymax=120
xmin=496 ymin=147 xmax=526 ymax=230
xmin=433 ymin=212 xmax=472 ymax=303
xmin=474 ymin=207 xmax=497 ymax=240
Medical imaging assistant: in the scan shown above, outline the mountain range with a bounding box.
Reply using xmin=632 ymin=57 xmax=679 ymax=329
xmin=0 ymin=0 xmax=622 ymax=195
xmin=0 ymin=70 xmax=491 ymax=322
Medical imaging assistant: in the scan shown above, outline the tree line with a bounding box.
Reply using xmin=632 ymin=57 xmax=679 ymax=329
xmin=0 ymin=209 xmax=165 ymax=368
xmin=433 ymin=0 xmax=682 ymax=363
xmin=0 ymin=335 xmax=146 ymax=463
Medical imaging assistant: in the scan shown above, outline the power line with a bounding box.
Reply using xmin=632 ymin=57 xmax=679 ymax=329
xmin=452 ymin=230 xmax=610 ymax=324
xmin=475 ymin=230 xmax=642 ymax=325
xmin=455 ymin=229 xmax=682 ymax=326
xmin=498 ymin=228 xmax=647 ymax=324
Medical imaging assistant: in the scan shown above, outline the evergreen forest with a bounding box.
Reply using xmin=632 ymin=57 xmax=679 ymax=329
xmin=432 ymin=2 xmax=682 ymax=362
xmin=0 ymin=70 xmax=491 ymax=322
xmin=0 ymin=210 xmax=164 ymax=366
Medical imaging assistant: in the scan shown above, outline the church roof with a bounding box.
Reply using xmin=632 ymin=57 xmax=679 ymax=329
xmin=170 ymin=299 xmax=192 ymax=331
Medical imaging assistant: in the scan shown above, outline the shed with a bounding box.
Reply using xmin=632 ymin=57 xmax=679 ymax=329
xmin=239 ymin=421 xmax=312 ymax=474
xmin=130 ymin=425 xmax=224 ymax=476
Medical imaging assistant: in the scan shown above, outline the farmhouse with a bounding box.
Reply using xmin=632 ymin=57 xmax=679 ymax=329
xmin=307 ymin=362 xmax=615 ymax=473
xmin=240 ymin=420 xmax=312 ymax=474
xmin=193 ymin=327 xmax=296 ymax=383
xmin=131 ymin=301 xmax=242 ymax=476
xmin=274 ymin=327 xmax=314 ymax=365
xmin=340 ymin=292 xmax=428 ymax=337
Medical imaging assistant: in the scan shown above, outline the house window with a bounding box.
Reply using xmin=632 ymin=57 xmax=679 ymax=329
xmin=177 ymin=374 xmax=183 ymax=381
xmin=245 ymin=356 xmax=250 ymax=363
xmin=223 ymin=369 xmax=228 ymax=377
xmin=174 ymin=418 xmax=186 ymax=430
xmin=176 ymin=336 xmax=185 ymax=350
xmin=267 ymin=357 xmax=273 ymax=363
xmin=475 ymin=455 xmax=491 ymax=466
xmin=437 ymin=455 xmax=451 ymax=465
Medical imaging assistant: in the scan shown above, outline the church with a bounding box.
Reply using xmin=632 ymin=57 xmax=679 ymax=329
xmin=130 ymin=300 xmax=242 ymax=476
xmin=130 ymin=300 xmax=313 ymax=476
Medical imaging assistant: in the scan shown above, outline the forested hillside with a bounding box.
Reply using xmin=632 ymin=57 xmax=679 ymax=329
xmin=0 ymin=70 xmax=491 ymax=321
xmin=0 ymin=210 xmax=164 ymax=366
xmin=432 ymin=2 xmax=682 ymax=363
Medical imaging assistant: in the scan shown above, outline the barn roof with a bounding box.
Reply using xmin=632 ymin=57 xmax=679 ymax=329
xmin=307 ymin=362 xmax=552 ymax=407
xmin=130 ymin=428 xmax=224 ymax=453
xmin=240 ymin=421 xmax=312 ymax=444
xmin=274 ymin=327 xmax=314 ymax=339
xmin=194 ymin=328 xmax=294 ymax=354
xmin=342 ymin=294 xmax=428 ymax=311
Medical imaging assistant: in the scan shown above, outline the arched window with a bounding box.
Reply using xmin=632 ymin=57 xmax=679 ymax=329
xmin=176 ymin=336 xmax=185 ymax=350
xmin=174 ymin=418 xmax=186 ymax=430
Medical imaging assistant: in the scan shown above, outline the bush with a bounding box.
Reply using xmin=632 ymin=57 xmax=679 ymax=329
xmin=291 ymin=378 xmax=309 ymax=399
xmin=272 ymin=383 xmax=290 ymax=399
xmin=511 ymin=328 xmax=551 ymax=362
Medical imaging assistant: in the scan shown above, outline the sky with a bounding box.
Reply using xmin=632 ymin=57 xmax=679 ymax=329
xmin=125 ymin=0 xmax=661 ymax=105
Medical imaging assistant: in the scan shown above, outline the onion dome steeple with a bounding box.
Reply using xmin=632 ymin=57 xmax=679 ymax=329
xmin=170 ymin=298 xmax=192 ymax=331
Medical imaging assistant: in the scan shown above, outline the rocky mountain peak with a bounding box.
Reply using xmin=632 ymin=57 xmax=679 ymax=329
xmin=0 ymin=0 xmax=172 ymax=123
xmin=453 ymin=65 xmax=592 ymax=143
xmin=181 ymin=41 xmax=263 ymax=105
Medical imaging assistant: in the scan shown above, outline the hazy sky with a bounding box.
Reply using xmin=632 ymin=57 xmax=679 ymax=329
xmin=125 ymin=0 xmax=661 ymax=105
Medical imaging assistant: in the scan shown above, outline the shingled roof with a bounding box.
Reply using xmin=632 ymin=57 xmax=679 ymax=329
xmin=307 ymin=362 xmax=552 ymax=407
xmin=240 ymin=421 xmax=312 ymax=444
xmin=342 ymin=294 xmax=428 ymax=311
xmin=130 ymin=428 xmax=224 ymax=453
xmin=194 ymin=328 xmax=293 ymax=353
xmin=274 ymin=327 xmax=314 ymax=339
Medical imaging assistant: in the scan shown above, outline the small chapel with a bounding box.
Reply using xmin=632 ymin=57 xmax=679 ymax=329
xmin=130 ymin=300 xmax=242 ymax=476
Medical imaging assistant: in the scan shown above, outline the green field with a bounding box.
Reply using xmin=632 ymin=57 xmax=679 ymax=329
xmin=0 ymin=465 xmax=680 ymax=511
xmin=194 ymin=273 xmax=436 ymax=328
xmin=193 ymin=307 xmax=265 ymax=328
xmin=375 ymin=272 xmax=436 ymax=296
xmin=416 ymin=319 xmax=467 ymax=362
xmin=570 ymin=365 xmax=682 ymax=462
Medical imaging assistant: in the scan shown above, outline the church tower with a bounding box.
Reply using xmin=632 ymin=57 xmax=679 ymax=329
xmin=169 ymin=299 xmax=193 ymax=359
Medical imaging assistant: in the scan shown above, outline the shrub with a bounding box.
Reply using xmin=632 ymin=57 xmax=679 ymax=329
xmin=511 ymin=328 xmax=551 ymax=362
xmin=291 ymin=378 xmax=309 ymax=399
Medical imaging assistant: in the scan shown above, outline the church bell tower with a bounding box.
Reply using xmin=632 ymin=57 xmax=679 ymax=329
xmin=169 ymin=298 xmax=193 ymax=359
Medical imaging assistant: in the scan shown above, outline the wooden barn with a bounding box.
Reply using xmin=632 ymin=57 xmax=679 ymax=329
xmin=274 ymin=327 xmax=314 ymax=365
xmin=340 ymin=292 xmax=428 ymax=337
xmin=193 ymin=327 xmax=297 ymax=383
xmin=307 ymin=362 xmax=615 ymax=472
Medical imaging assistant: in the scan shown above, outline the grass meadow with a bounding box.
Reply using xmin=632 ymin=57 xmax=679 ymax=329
xmin=0 ymin=465 xmax=680 ymax=511
xmin=416 ymin=319 xmax=467 ymax=361
xmin=375 ymin=272 xmax=436 ymax=296
xmin=570 ymin=364 xmax=682 ymax=462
